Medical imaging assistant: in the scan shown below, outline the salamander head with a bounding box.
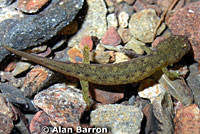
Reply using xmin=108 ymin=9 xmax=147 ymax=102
xmin=157 ymin=35 xmax=191 ymax=65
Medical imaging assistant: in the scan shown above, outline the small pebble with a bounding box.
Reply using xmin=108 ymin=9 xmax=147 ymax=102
xmin=94 ymin=44 xmax=110 ymax=64
xmin=67 ymin=46 xmax=83 ymax=63
xmin=124 ymin=37 xmax=145 ymax=54
xmin=114 ymin=52 xmax=130 ymax=63
xmin=107 ymin=13 xmax=118 ymax=28
xmin=102 ymin=26 xmax=121 ymax=46
xmin=118 ymin=11 xmax=129 ymax=28
xmin=12 ymin=61 xmax=32 ymax=76
xmin=78 ymin=36 xmax=93 ymax=51
xmin=138 ymin=83 xmax=166 ymax=102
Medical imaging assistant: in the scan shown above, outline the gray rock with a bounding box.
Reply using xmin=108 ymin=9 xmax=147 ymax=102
xmin=187 ymin=63 xmax=200 ymax=107
xmin=152 ymin=92 xmax=174 ymax=134
xmin=90 ymin=104 xmax=143 ymax=134
xmin=107 ymin=13 xmax=118 ymax=28
xmin=124 ymin=37 xmax=145 ymax=54
xmin=0 ymin=0 xmax=13 ymax=7
xmin=129 ymin=9 xmax=165 ymax=43
xmin=67 ymin=0 xmax=107 ymax=47
xmin=0 ymin=0 xmax=84 ymax=61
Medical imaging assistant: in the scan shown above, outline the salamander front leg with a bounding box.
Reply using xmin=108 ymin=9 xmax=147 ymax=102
xmin=80 ymin=45 xmax=91 ymax=106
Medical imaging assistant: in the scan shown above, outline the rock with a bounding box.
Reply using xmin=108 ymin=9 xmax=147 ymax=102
xmin=103 ymin=44 xmax=124 ymax=52
xmin=0 ymin=113 xmax=13 ymax=134
xmin=90 ymin=104 xmax=143 ymax=134
xmin=90 ymin=85 xmax=124 ymax=104
xmin=157 ymin=0 xmax=184 ymax=11
xmin=133 ymin=0 xmax=148 ymax=12
xmin=94 ymin=44 xmax=110 ymax=64
xmin=0 ymin=0 xmax=84 ymax=62
xmin=0 ymin=71 xmax=21 ymax=88
xmin=107 ymin=13 xmax=118 ymax=28
xmin=67 ymin=45 xmax=83 ymax=63
xmin=22 ymin=65 xmax=54 ymax=98
xmin=17 ymin=0 xmax=50 ymax=13
xmin=0 ymin=83 xmax=36 ymax=112
xmin=159 ymin=74 xmax=193 ymax=106
xmin=167 ymin=1 xmax=200 ymax=67
xmin=12 ymin=61 xmax=31 ymax=76
xmin=78 ymin=36 xmax=93 ymax=51
xmin=115 ymin=2 xmax=134 ymax=17
xmin=102 ymin=26 xmax=121 ymax=46
xmin=29 ymin=111 xmax=51 ymax=134
xmin=0 ymin=0 xmax=13 ymax=7
xmin=114 ymin=52 xmax=130 ymax=63
xmin=138 ymin=80 xmax=166 ymax=102
xmin=0 ymin=94 xmax=17 ymax=121
xmin=186 ymin=63 xmax=200 ymax=107
xmin=124 ymin=37 xmax=145 ymax=54
xmin=129 ymin=9 xmax=166 ymax=43
xmin=34 ymin=84 xmax=87 ymax=128
xmin=151 ymin=92 xmax=174 ymax=134
xmin=115 ymin=2 xmax=134 ymax=28
xmin=118 ymin=11 xmax=130 ymax=28
xmin=68 ymin=0 xmax=107 ymax=48
xmin=174 ymin=104 xmax=200 ymax=134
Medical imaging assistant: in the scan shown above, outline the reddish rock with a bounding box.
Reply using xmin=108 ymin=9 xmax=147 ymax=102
xmin=4 ymin=61 xmax=17 ymax=72
xmin=78 ymin=36 xmax=93 ymax=51
xmin=29 ymin=111 xmax=51 ymax=134
xmin=0 ymin=113 xmax=13 ymax=134
xmin=18 ymin=0 xmax=50 ymax=13
xmin=174 ymin=104 xmax=200 ymax=134
xmin=34 ymin=85 xmax=87 ymax=129
xmin=67 ymin=46 xmax=83 ymax=63
xmin=102 ymin=26 xmax=121 ymax=46
xmin=22 ymin=66 xmax=54 ymax=98
xmin=90 ymin=85 xmax=124 ymax=104
xmin=167 ymin=2 xmax=200 ymax=69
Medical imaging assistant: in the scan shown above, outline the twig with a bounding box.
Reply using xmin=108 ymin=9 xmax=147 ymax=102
xmin=153 ymin=0 xmax=179 ymax=40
